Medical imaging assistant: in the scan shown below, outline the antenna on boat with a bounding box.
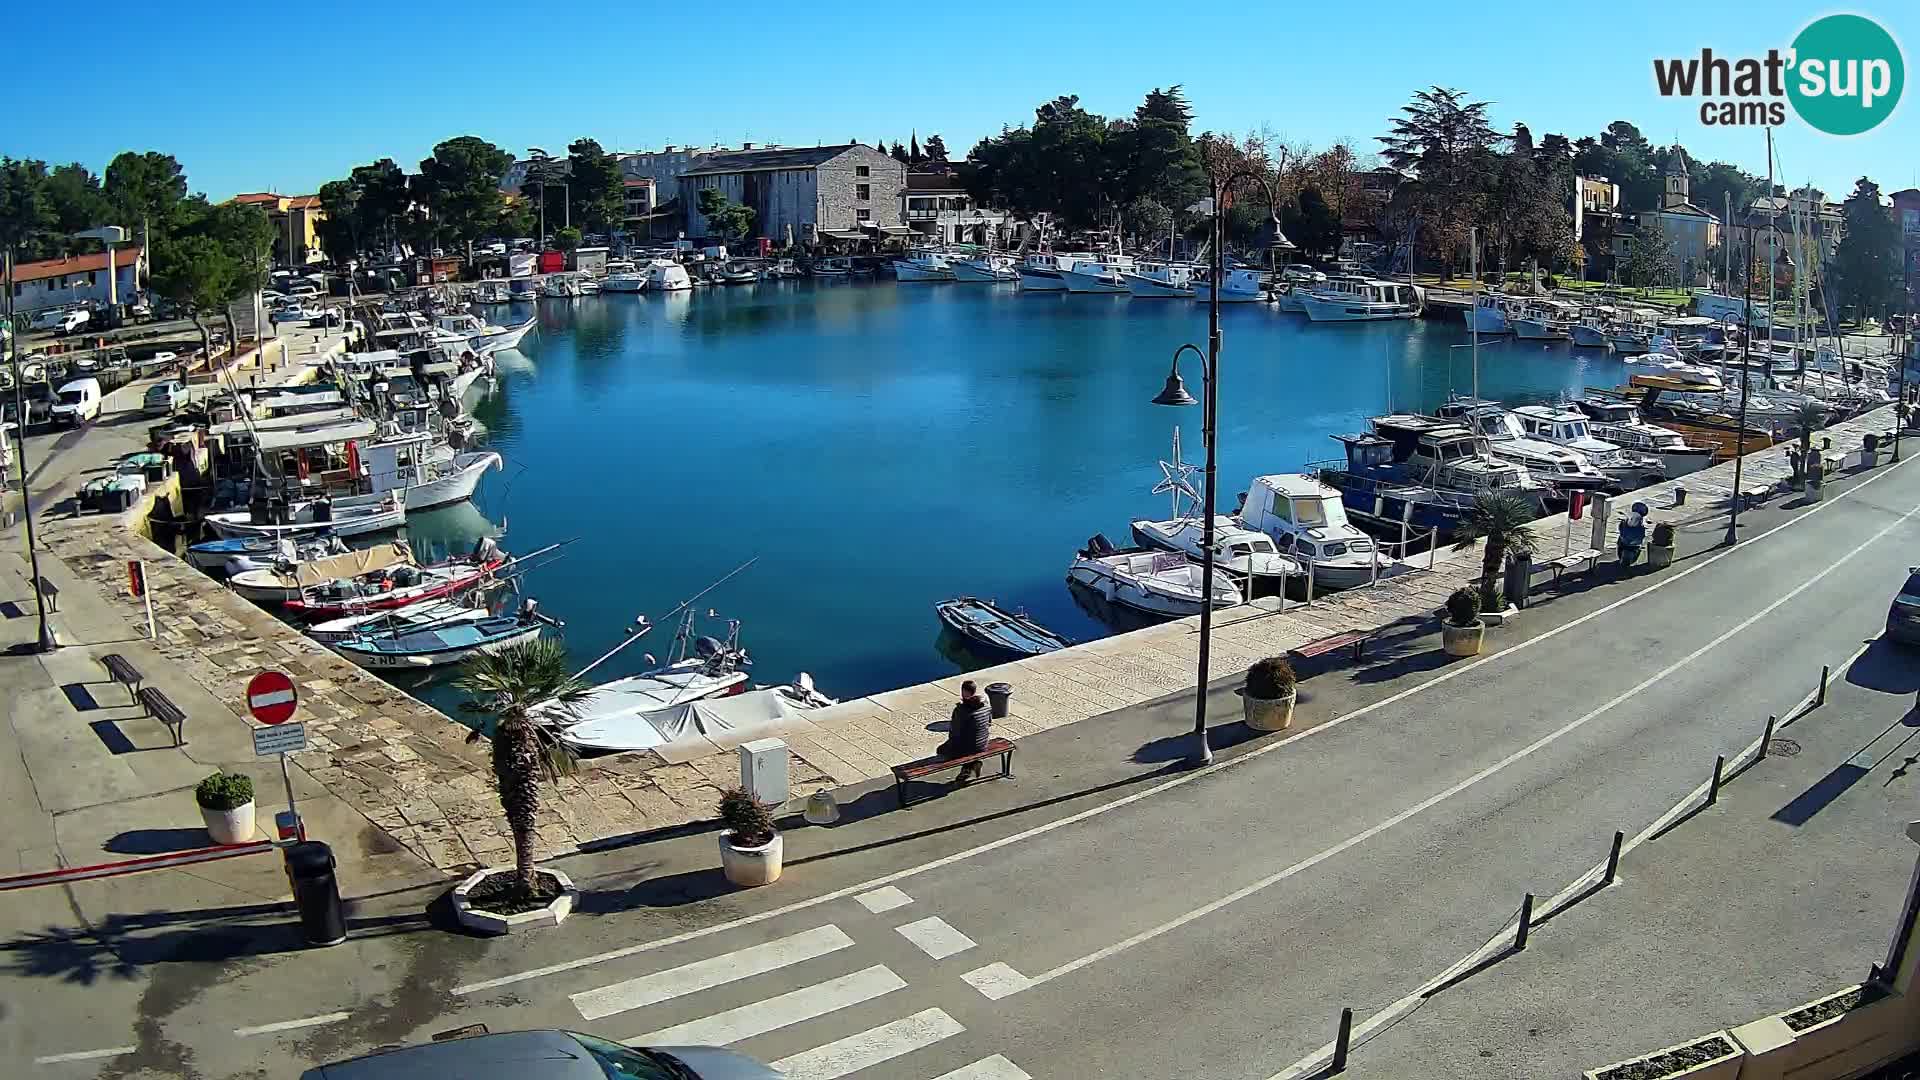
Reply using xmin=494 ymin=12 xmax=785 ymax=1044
xmin=570 ymin=556 xmax=759 ymax=681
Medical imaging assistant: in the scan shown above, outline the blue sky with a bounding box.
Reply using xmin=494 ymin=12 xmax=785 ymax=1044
xmin=12 ymin=1 xmax=1915 ymax=201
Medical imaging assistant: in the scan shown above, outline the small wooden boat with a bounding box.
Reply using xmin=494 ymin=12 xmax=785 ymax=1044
xmin=281 ymin=551 xmax=507 ymax=618
xmin=228 ymin=542 xmax=415 ymax=604
xmin=205 ymin=492 xmax=406 ymax=540
xmin=935 ymin=596 xmax=1071 ymax=660
xmin=331 ymin=610 xmax=555 ymax=670
xmin=306 ymin=599 xmax=492 ymax=644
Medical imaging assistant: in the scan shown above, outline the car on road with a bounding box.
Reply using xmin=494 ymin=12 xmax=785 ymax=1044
xmin=142 ymin=380 xmax=187 ymax=416
xmin=1886 ymin=569 xmax=1920 ymax=645
xmin=272 ymin=304 xmax=322 ymax=324
xmin=298 ymin=1028 xmax=778 ymax=1080
xmin=135 ymin=350 xmax=178 ymax=374
xmin=53 ymin=308 xmax=91 ymax=335
xmin=50 ymin=377 xmax=102 ymax=426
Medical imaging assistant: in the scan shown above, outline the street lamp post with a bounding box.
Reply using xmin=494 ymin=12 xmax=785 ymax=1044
xmin=1726 ymin=225 xmax=1755 ymax=545
xmin=1152 ymin=165 xmax=1292 ymax=767
xmin=3 ymin=250 xmax=55 ymax=652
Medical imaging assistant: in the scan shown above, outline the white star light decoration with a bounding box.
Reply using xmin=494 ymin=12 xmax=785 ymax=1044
xmin=1152 ymin=426 xmax=1201 ymax=520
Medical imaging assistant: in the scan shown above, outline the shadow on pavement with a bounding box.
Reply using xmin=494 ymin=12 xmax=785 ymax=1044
xmin=574 ymin=866 xmax=734 ymax=915
xmin=1771 ymin=762 xmax=1872 ymax=826
xmin=105 ymin=829 xmax=218 ymax=855
xmin=1846 ymin=639 xmax=1920 ymax=695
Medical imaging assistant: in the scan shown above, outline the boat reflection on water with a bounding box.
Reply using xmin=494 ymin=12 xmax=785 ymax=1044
xmin=403 ymin=502 xmax=506 ymax=564
xmin=1066 ymin=577 xmax=1175 ymax=635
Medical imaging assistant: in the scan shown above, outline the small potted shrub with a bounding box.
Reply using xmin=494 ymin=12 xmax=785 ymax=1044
xmin=718 ymin=787 xmax=782 ymax=887
xmin=1442 ymin=587 xmax=1484 ymax=657
xmin=196 ymin=771 xmax=256 ymax=844
xmin=1242 ymin=656 xmax=1297 ymax=732
xmin=1647 ymin=521 xmax=1676 ymax=570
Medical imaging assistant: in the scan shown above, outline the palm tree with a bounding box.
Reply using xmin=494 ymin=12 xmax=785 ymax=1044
xmin=1793 ymin=400 xmax=1828 ymax=484
xmin=1451 ymin=491 xmax=1540 ymax=610
xmin=456 ymin=639 xmax=591 ymax=895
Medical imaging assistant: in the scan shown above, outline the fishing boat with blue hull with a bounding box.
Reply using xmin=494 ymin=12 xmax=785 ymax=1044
xmin=935 ymin=597 xmax=1071 ymax=660
xmin=331 ymin=603 xmax=561 ymax=670
xmin=1313 ymin=415 xmax=1551 ymax=535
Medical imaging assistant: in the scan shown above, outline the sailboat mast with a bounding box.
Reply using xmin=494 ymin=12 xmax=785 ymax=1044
xmin=1470 ymin=226 xmax=1480 ymax=402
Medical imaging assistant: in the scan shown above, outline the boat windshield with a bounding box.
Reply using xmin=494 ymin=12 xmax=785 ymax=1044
xmin=1321 ymin=542 xmax=1348 ymax=556
xmin=1292 ymin=497 xmax=1329 ymax=526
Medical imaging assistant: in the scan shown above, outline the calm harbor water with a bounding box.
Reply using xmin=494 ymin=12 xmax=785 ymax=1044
xmin=406 ymin=280 xmax=1629 ymax=712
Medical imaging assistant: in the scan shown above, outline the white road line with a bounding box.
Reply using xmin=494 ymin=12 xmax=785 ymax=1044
xmin=232 ymin=1012 xmax=351 ymax=1037
xmin=1265 ymin=635 xmax=1882 ymax=1080
xmin=450 ymin=453 xmax=1914 ymax=998
xmin=33 ymin=1047 xmax=136 ymax=1065
xmin=770 ymin=1007 xmax=965 ymax=1080
xmin=934 ymin=1055 xmax=1036 ymax=1080
xmin=895 ymin=915 xmax=976 ymax=960
xmin=961 ymin=962 xmax=1032 ymax=1000
xmin=627 ymin=965 xmax=904 ymax=1047
xmin=572 ymin=925 xmax=854 ymax=1020
xmin=855 ymin=885 xmax=913 ymax=913
xmin=1000 ymin=494 xmax=1920 ymax=999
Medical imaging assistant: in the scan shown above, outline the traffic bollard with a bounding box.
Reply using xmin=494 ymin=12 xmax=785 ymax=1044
xmin=1331 ymin=1007 xmax=1353 ymax=1072
xmin=1515 ymin=893 xmax=1534 ymax=951
xmin=1759 ymin=715 xmax=1777 ymax=759
xmin=1707 ymin=755 xmax=1726 ymax=806
xmin=1603 ymin=830 xmax=1623 ymax=886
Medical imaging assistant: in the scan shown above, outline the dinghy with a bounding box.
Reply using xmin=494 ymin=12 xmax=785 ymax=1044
xmin=330 ymin=602 xmax=559 ymax=670
xmin=228 ymin=542 xmax=416 ymax=604
xmin=1066 ymin=534 xmax=1243 ymax=617
xmin=306 ymin=599 xmax=493 ymax=644
xmin=934 ymin=597 xmax=1070 ymax=660
xmin=281 ymin=544 xmax=508 ymax=618
xmin=206 ymin=491 xmax=406 ymax=540
xmin=186 ymin=534 xmax=339 ymax=574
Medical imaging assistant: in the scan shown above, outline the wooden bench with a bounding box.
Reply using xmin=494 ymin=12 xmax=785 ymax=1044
xmin=35 ymin=575 xmax=58 ymax=613
xmin=1541 ymin=548 xmax=1602 ymax=583
xmin=892 ymin=737 xmax=1016 ymax=807
xmin=137 ymin=686 xmax=186 ymax=747
xmin=100 ymin=653 xmax=144 ymax=703
xmin=1289 ymin=629 xmax=1371 ymax=664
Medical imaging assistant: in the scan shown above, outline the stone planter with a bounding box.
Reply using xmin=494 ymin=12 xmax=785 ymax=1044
xmin=200 ymin=801 xmax=256 ymax=845
xmin=1646 ymin=543 xmax=1674 ymax=570
xmin=720 ymin=830 xmax=783 ymax=887
xmin=1242 ymin=687 xmax=1296 ymax=732
xmin=1480 ymin=605 xmax=1518 ymax=626
xmin=1582 ymin=1031 xmax=1742 ymax=1080
xmin=1442 ymin=621 xmax=1484 ymax=657
xmin=451 ymin=867 xmax=578 ymax=934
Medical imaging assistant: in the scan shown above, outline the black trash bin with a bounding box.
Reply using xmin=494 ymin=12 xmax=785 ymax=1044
xmin=985 ymin=682 xmax=1013 ymax=720
xmin=284 ymin=841 xmax=347 ymax=946
xmin=1504 ymin=552 xmax=1532 ymax=610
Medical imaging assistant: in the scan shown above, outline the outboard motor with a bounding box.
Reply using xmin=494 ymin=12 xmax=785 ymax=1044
xmin=520 ymin=596 xmax=564 ymax=629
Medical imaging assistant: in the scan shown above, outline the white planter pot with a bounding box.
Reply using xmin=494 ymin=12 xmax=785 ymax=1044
xmin=201 ymin=801 xmax=256 ymax=845
xmin=1242 ymin=687 xmax=1296 ymax=732
xmin=1442 ymin=622 xmax=1484 ymax=657
xmin=720 ymin=831 xmax=783 ymax=887
xmin=1646 ymin=543 xmax=1675 ymax=570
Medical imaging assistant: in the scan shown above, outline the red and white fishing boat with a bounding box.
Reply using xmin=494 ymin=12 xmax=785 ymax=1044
xmin=283 ymin=543 xmax=507 ymax=619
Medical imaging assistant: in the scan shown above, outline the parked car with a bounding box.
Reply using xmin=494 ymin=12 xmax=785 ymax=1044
xmin=54 ymin=309 xmax=91 ymax=335
xmin=50 ymin=378 xmax=102 ymax=426
xmin=1886 ymin=568 xmax=1920 ymax=645
xmin=299 ymin=1029 xmax=778 ymax=1080
xmin=28 ymin=308 xmax=72 ymax=332
xmin=135 ymin=350 xmax=179 ymax=374
xmin=128 ymin=302 xmax=153 ymax=322
xmin=271 ymin=304 xmax=321 ymax=324
xmin=142 ymin=380 xmax=187 ymax=416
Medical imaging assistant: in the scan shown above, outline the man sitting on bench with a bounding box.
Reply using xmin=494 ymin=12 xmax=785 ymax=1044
xmin=940 ymin=681 xmax=993 ymax=784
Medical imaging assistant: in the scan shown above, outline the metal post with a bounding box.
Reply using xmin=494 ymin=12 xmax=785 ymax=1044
xmin=1726 ymin=225 xmax=1753 ymax=545
xmin=1707 ymin=754 xmax=1726 ymax=805
xmin=1760 ymin=714 xmax=1778 ymax=759
xmin=1189 ymin=173 xmax=1225 ymax=769
xmin=1305 ymin=557 xmax=1316 ymax=605
xmin=280 ymin=750 xmax=302 ymax=840
xmin=1331 ymin=1007 xmax=1353 ymax=1072
xmin=1816 ymin=664 xmax=1829 ymax=707
xmin=1603 ymin=831 xmax=1624 ymax=886
xmin=141 ymin=560 xmax=155 ymax=640
xmin=1515 ymin=893 xmax=1534 ymax=950
xmin=4 ymin=250 xmax=54 ymax=652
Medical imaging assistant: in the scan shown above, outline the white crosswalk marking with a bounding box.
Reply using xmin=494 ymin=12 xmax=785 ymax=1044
xmin=573 ymin=925 xmax=854 ymax=1020
xmin=933 ymin=1055 xmax=1035 ymax=1080
xmin=961 ymin=962 xmax=1033 ymax=1000
xmin=627 ymin=965 xmax=905 ymax=1047
xmin=894 ymin=915 xmax=976 ymax=960
xmin=770 ymin=1008 xmax=964 ymax=1080
xmin=855 ymin=885 xmax=913 ymax=913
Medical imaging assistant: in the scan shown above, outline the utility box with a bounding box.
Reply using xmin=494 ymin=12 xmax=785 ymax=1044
xmin=739 ymin=738 xmax=789 ymax=807
xmin=1589 ymin=493 xmax=1611 ymax=551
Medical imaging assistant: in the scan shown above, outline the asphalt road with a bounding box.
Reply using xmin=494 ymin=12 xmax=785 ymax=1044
xmin=9 ymin=449 xmax=1920 ymax=1080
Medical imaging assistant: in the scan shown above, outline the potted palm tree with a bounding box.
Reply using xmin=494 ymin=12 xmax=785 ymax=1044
xmin=449 ymin=639 xmax=590 ymax=933
xmin=1647 ymin=521 xmax=1676 ymax=570
xmin=718 ymin=787 xmax=782 ymax=886
xmin=1242 ymin=656 xmax=1297 ymax=732
xmin=1442 ymin=587 xmax=1484 ymax=656
xmin=1451 ymin=491 xmax=1539 ymax=618
xmin=196 ymin=771 xmax=256 ymax=844
xmin=1795 ymin=402 xmax=1826 ymax=497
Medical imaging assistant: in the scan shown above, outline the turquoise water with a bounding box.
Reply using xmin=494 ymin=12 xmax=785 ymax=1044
xmin=408 ymin=281 xmax=1628 ymax=708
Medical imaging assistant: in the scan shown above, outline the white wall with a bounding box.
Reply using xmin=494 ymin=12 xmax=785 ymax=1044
xmin=12 ymin=261 xmax=141 ymax=315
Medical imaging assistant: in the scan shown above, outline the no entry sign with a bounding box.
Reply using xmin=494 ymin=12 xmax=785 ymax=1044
xmin=246 ymin=670 xmax=298 ymax=725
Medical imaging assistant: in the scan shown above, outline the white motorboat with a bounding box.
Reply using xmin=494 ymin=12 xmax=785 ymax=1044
xmin=1435 ymin=399 xmax=1614 ymax=493
xmin=1124 ymin=262 xmax=1197 ymax=298
xmin=577 ymin=277 xmax=601 ymax=294
xmin=539 ymin=274 xmax=584 ymax=299
xmin=185 ymin=534 xmax=339 ymax=573
xmin=1300 ymin=277 xmax=1422 ymax=322
xmin=1129 ymin=514 xmax=1299 ymax=597
xmin=1195 ymin=268 xmax=1266 ymax=303
xmin=1018 ymin=251 xmax=1091 ymax=292
xmin=894 ymin=251 xmax=957 ymax=282
xmin=1273 ymin=284 xmax=1309 ymax=313
xmin=474 ymin=280 xmax=514 ymax=304
xmin=1058 ymin=255 xmax=1135 ymax=294
xmin=226 ymin=541 xmax=416 ymax=604
xmin=808 ymin=257 xmax=853 ymax=278
xmin=601 ymin=272 xmax=646 ymax=293
xmin=332 ymin=432 xmax=501 ymax=512
xmin=435 ymin=313 xmax=535 ymax=354
xmin=1569 ymin=398 xmax=1717 ymax=477
xmin=1511 ymin=404 xmax=1668 ymax=487
xmin=951 ymin=252 xmax=1018 ymax=282
xmin=282 ymin=546 xmax=508 ymax=618
xmin=1066 ymin=534 xmax=1243 ymax=617
xmin=765 ymin=258 xmax=804 ymax=279
xmin=537 ymin=620 xmax=757 ymax=738
xmin=206 ymin=491 xmax=406 ymax=540
xmin=307 ymin=599 xmax=493 ymax=644
xmin=330 ymin=606 xmax=555 ymax=670
xmin=1237 ymin=473 xmax=1397 ymax=590
xmin=646 ymin=259 xmax=693 ymax=292
xmin=1512 ymin=300 xmax=1575 ymax=341
xmin=559 ymin=681 xmax=836 ymax=756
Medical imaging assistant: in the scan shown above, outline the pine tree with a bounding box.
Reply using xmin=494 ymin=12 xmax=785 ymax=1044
xmin=910 ymin=131 xmax=923 ymax=165
xmin=890 ymin=141 xmax=910 ymax=164
xmin=1833 ymin=177 xmax=1900 ymax=321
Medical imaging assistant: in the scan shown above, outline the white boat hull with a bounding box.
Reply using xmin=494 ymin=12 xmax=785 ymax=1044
xmin=1018 ymin=268 xmax=1067 ymax=291
xmin=1300 ymin=295 xmax=1417 ymax=322
xmin=308 ymin=603 xmax=491 ymax=644
xmin=1123 ymin=274 xmax=1195 ymax=299
xmin=1513 ymin=320 xmax=1570 ymax=341
xmin=1275 ymin=289 xmax=1307 ymax=313
xmin=950 ymin=261 xmax=1017 ymax=283
xmin=1570 ymin=324 xmax=1612 ymax=348
xmin=894 ymin=262 xmax=955 ymax=282
xmin=1467 ymin=308 xmax=1512 ymax=334
xmin=1196 ymin=284 xmax=1265 ymax=303
xmin=207 ymin=503 xmax=406 ymax=540
xmin=336 ymin=624 xmax=542 ymax=670
xmin=474 ymin=318 xmax=535 ymax=352
xmin=337 ymin=451 xmax=500 ymax=513
xmin=1058 ymin=268 xmax=1128 ymax=294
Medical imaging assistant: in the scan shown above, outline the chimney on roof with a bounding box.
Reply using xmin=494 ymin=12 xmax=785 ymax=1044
xmin=664 ymin=144 xmax=676 ymax=153
xmin=742 ymin=142 xmax=755 ymax=151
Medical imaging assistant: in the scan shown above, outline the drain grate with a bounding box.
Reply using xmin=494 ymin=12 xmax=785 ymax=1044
xmin=1768 ymin=738 xmax=1802 ymax=758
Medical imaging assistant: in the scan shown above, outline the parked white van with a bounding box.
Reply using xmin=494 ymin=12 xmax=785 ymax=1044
xmin=50 ymin=378 xmax=102 ymax=425
xmin=54 ymin=309 xmax=90 ymax=335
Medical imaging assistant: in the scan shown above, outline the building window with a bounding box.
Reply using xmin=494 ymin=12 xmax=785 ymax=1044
xmin=856 ymin=184 xmax=870 ymax=201
xmin=856 ymin=165 xmax=870 ymax=178
xmin=856 ymin=209 xmax=872 ymax=222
